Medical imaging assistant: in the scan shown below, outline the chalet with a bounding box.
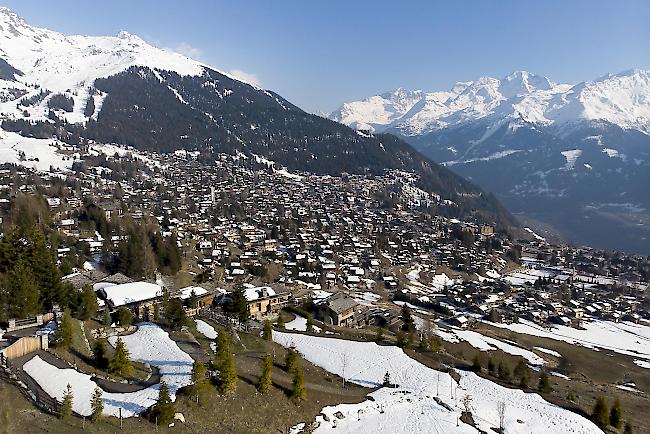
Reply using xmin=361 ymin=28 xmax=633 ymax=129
xmin=99 ymin=282 xmax=163 ymax=319
xmin=244 ymin=286 xmax=289 ymax=321
xmin=318 ymin=293 xmax=359 ymax=328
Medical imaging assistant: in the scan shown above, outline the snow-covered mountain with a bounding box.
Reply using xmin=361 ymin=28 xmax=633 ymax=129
xmin=331 ymin=70 xmax=650 ymax=254
xmin=331 ymin=69 xmax=650 ymax=135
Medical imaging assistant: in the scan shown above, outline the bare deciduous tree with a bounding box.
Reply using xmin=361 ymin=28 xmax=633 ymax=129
xmin=497 ymin=401 xmax=506 ymax=432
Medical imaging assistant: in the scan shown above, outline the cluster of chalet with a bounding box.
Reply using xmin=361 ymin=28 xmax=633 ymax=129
xmin=0 ymin=143 xmax=647 ymax=340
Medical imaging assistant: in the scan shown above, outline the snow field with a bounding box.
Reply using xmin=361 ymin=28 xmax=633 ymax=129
xmin=195 ymin=319 xmax=218 ymax=339
xmin=273 ymin=331 xmax=601 ymax=434
xmin=24 ymin=323 xmax=193 ymax=417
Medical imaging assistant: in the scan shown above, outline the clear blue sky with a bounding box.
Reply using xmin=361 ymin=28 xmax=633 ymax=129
xmin=4 ymin=0 xmax=649 ymax=113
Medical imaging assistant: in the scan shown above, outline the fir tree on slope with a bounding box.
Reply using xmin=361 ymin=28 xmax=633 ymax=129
xmin=55 ymin=308 xmax=74 ymax=348
xmin=290 ymin=364 xmax=307 ymax=404
xmin=257 ymin=354 xmax=273 ymax=394
xmin=150 ymin=381 xmax=175 ymax=425
xmin=60 ymin=384 xmax=73 ymax=418
xmin=90 ymin=387 xmax=104 ymax=422
xmin=109 ymin=336 xmax=133 ymax=377
xmin=214 ymin=331 xmax=237 ymax=394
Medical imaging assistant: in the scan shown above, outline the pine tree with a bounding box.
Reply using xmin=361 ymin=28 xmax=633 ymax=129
xmin=488 ymin=357 xmax=496 ymax=375
xmin=223 ymin=285 xmax=248 ymax=323
xmin=290 ymin=365 xmax=307 ymax=404
xmin=285 ymin=345 xmax=298 ymax=373
xmin=382 ymin=371 xmax=391 ymax=387
xmin=90 ymin=387 xmax=104 ymax=422
xmin=163 ymin=298 xmax=187 ymax=330
xmin=55 ymin=309 xmax=74 ymax=347
xmin=375 ymin=327 xmax=384 ymax=342
xmin=190 ymin=360 xmax=208 ymax=398
xmin=400 ymin=304 xmax=415 ymax=333
xmin=4 ymin=260 xmax=40 ymax=318
xmin=498 ymin=361 xmax=511 ymax=382
xmin=513 ymin=359 xmax=530 ymax=388
xmin=214 ymin=332 xmax=237 ymax=393
xmin=609 ymin=399 xmax=622 ymax=429
xmin=306 ymin=314 xmax=314 ymax=333
xmin=103 ymin=310 xmax=112 ymax=326
xmin=257 ymin=354 xmax=273 ymax=394
xmin=109 ymin=337 xmax=133 ymax=377
xmin=538 ymin=372 xmax=552 ymax=393
xmin=27 ymin=225 xmax=64 ymax=309
xmin=262 ymin=319 xmax=272 ymax=341
xmin=396 ymin=330 xmax=406 ymax=347
xmin=77 ymin=284 xmax=98 ymax=320
xmin=150 ymin=381 xmax=175 ymax=425
xmin=117 ymin=307 xmax=133 ymax=327
xmin=60 ymin=384 xmax=73 ymax=418
xmin=591 ymin=396 xmax=609 ymax=428
xmin=277 ymin=314 xmax=285 ymax=329
xmin=92 ymin=339 xmax=108 ymax=369
xmin=471 ymin=355 xmax=482 ymax=373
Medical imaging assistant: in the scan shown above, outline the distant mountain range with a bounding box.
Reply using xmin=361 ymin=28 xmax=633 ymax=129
xmin=331 ymin=70 xmax=650 ymax=254
xmin=0 ymin=7 xmax=516 ymax=229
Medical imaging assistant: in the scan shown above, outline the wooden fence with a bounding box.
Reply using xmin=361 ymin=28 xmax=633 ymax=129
xmin=0 ymin=335 xmax=49 ymax=360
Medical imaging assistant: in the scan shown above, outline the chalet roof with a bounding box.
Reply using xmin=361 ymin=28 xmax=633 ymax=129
xmin=326 ymin=293 xmax=359 ymax=314
xmin=102 ymin=282 xmax=163 ymax=307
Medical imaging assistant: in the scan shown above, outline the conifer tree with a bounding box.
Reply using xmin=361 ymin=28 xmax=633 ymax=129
xmin=117 ymin=307 xmax=133 ymax=326
xmin=285 ymin=345 xmax=298 ymax=373
xmin=376 ymin=327 xmax=384 ymax=342
xmin=56 ymin=308 xmax=74 ymax=347
xmin=498 ymin=361 xmax=511 ymax=382
xmin=472 ymin=355 xmax=482 ymax=373
xmin=214 ymin=332 xmax=237 ymax=393
xmin=103 ymin=310 xmax=112 ymax=326
xmin=488 ymin=357 xmax=496 ymax=375
xmin=306 ymin=314 xmax=314 ymax=333
xmin=4 ymin=260 xmax=40 ymax=318
xmin=92 ymin=339 xmax=108 ymax=369
xmin=262 ymin=319 xmax=272 ymax=341
xmin=90 ymin=387 xmax=104 ymax=422
xmin=513 ymin=359 xmax=530 ymax=388
xmin=382 ymin=371 xmax=391 ymax=387
xmin=190 ymin=360 xmax=208 ymax=398
xmin=591 ymin=396 xmax=609 ymax=428
xmin=400 ymin=304 xmax=415 ymax=333
xmin=150 ymin=381 xmax=175 ymax=425
xmin=277 ymin=314 xmax=285 ymax=329
xmin=624 ymin=422 xmax=633 ymax=434
xmin=223 ymin=285 xmax=248 ymax=323
xmin=60 ymin=384 xmax=73 ymax=418
xmin=609 ymin=399 xmax=622 ymax=429
xmin=109 ymin=337 xmax=133 ymax=377
xmin=538 ymin=372 xmax=552 ymax=393
xmin=77 ymin=284 xmax=98 ymax=320
xmin=257 ymin=354 xmax=273 ymax=394
xmin=290 ymin=365 xmax=307 ymax=404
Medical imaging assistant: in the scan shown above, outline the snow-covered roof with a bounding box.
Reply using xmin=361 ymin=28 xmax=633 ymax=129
xmin=102 ymin=282 xmax=162 ymax=307
xmin=244 ymin=286 xmax=276 ymax=302
xmin=178 ymin=286 xmax=208 ymax=299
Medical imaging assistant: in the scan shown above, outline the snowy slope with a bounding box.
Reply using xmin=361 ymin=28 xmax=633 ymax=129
xmin=273 ymin=331 xmax=601 ymax=434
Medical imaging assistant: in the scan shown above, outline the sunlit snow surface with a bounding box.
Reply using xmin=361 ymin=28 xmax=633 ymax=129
xmin=273 ymin=331 xmax=601 ymax=434
xmin=24 ymin=323 xmax=193 ymax=417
